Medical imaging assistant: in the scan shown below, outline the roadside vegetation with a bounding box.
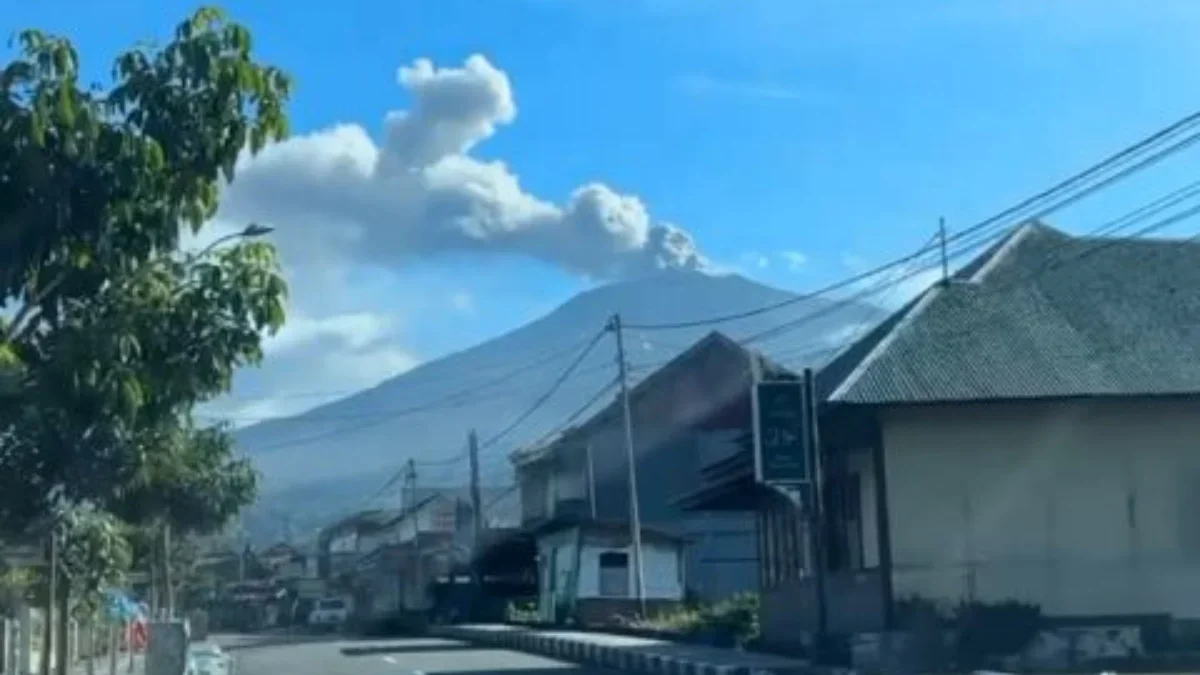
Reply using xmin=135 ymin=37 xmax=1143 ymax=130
xmin=0 ymin=7 xmax=292 ymax=673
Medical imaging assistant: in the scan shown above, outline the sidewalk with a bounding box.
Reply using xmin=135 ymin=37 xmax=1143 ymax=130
xmin=66 ymin=652 xmax=145 ymax=675
xmin=431 ymin=624 xmax=818 ymax=675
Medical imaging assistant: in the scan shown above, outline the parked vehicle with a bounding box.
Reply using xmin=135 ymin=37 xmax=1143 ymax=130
xmin=308 ymin=597 xmax=350 ymax=630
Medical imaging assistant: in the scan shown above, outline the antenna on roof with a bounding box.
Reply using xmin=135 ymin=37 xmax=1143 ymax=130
xmin=939 ymin=216 xmax=950 ymax=284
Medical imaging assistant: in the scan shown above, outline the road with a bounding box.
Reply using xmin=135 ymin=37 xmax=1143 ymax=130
xmin=215 ymin=633 xmax=623 ymax=675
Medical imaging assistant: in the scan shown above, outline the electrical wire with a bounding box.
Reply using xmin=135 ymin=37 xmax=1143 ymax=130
xmin=623 ymin=108 xmax=1200 ymax=332
xmin=478 ymin=328 xmax=609 ymax=450
xmin=235 ymin=332 xmax=610 ymax=451
xmin=750 ymin=179 xmax=1200 ymax=364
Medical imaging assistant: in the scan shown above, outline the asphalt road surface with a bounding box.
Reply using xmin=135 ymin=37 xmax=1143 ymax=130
xmin=215 ymin=633 xmax=624 ymax=675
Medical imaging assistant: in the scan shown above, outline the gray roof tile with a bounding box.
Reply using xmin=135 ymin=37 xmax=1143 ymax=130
xmin=828 ymin=222 xmax=1200 ymax=404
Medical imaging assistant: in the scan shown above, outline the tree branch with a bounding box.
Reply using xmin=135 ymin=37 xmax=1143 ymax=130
xmin=6 ymin=269 xmax=68 ymax=343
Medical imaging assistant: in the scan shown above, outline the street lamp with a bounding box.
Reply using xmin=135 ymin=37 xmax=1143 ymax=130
xmin=196 ymin=223 xmax=275 ymax=257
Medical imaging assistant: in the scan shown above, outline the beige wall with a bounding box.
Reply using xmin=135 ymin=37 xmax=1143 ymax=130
xmin=880 ymin=397 xmax=1200 ymax=618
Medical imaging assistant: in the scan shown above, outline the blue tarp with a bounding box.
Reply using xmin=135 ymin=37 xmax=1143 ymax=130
xmin=102 ymin=589 xmax=143 ymax=621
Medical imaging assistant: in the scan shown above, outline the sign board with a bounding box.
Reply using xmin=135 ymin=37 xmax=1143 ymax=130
xmin=753 ymin=380 xmax=811 ymax=485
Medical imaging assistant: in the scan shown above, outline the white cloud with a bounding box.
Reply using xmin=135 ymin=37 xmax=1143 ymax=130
xmin=841 ymin=253 xmax=868 ymax=272
xmin=738 ymin=252 xmax=770 ymax=270
xmin=780 ymin=250 xmax=807 ymax=271
xmin=199 ymin=309 xmax=419 ymax=425
xmin=450 ymin=291 xmax=475 ymax=313
xmin=202 ymin=55 xmax=714 ymax=425
xmin=219 ymin=55 xmax=709 ymax=281
xmin=673 ymin=74 xmax=827 ymax=104
xmin=264 ymin=312 xmax=394 ymax=356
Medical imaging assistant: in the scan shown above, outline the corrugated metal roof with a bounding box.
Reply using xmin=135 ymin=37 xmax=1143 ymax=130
xmin=829 ymin=222 xmax=1200 ymax=404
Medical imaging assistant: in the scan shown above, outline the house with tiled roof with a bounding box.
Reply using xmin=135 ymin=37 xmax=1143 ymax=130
xmin=679 ymin=221 xmax=1200 ymax=647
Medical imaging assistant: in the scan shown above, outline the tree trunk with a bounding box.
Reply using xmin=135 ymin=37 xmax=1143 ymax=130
xmin=54 ymin=577 xmax=68 ymax=675
xmin=39 ymin=534 xmax=55 ymax=675
xmin=85 ymin=620 xmax=96 ymax=675
xmin=161 ymin=523 xmax=173 ymax=619
xmin=147 ymin=540 xmax=158 ymax=618
xmin=107 ymin=623 xmax=117 ymax=675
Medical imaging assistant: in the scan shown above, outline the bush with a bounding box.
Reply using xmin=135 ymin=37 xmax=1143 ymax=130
xmin=506 ymin=600 xmax=539 ymax=624
xmin=630 ymin=593 xmax=760 ymax=648
xmin=952 ymin=599 xmax=1042 ymax=669
xmin=704 ymin=593 xmax=760 ymax=646
xmin=892 ymin=596 xmax=1043 ymax=671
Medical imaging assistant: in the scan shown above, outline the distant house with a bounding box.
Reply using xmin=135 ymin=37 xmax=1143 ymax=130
xmin=533 ymin=516 xmax=687 ymax=625
xmin=681 ymin=222 xmax=1200 ymax=646
xmin=512 ymin=331 xmax=797 ymax=617
xmin=259 ymin=542 xmax=309 ymax=580
xmin=317 ymin=509 xmax=397 ymax=583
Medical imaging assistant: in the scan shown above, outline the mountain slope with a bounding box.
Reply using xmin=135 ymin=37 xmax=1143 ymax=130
xmin=236 ymin=270 xmax=885 ymax=543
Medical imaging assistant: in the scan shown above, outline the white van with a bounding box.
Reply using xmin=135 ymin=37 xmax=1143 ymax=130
xmin=307 ymin=597 xmax=351 ymax=629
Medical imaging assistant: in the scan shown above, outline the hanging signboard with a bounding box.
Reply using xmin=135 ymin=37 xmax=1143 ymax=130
xmin=752 ymin=380 xmax=811 ymax=486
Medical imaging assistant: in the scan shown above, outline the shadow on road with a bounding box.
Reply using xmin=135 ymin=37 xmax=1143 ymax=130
xmin=436 ymin=662 xmax=595 ymax=667
xmin=220 ymin=634 xmax=345 ymax=652
xmin=342 ymin=642 xmax=483 ymax=656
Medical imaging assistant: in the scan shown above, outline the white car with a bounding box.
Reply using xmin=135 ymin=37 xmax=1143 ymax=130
xmin=308 ymin=597 xmax=350 ymax=629
xmin=186 ymin=642 xmax=231 ymax=675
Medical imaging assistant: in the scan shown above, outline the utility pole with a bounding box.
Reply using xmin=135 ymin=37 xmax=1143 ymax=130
xmin=402 ymin=459 xmax=417 ymax=510
xmin=239 ymin=542 xmax=247 ymax=582
xmin=803 ymin=368 xmax=830 ymax=646
xmin=468 ymin=430 xmax=483 ymax=598
xmin=609 ymin=313 xmax=646 ymax=615
xmin=585 ymin=443 xmax=597 ymax=520
xmin=469 ymin=430 xmax=483 ymax=541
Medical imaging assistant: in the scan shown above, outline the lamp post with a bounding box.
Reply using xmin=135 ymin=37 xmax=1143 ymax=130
xmin=195 ymin=223 xmax=274 ymax=257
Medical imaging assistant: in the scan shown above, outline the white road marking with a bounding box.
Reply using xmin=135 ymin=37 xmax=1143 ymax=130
xmin=383 ymin=656 xmax=398 ymax=664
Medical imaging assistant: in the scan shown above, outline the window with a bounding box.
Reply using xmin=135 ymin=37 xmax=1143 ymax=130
xmin=598 ymin=551 xmax=629 ymax=597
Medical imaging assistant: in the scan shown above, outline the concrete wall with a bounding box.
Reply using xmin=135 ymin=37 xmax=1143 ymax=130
xmin=681 ymin=511 xmax=759 ymax=601
xmin=880 ymin=397 xmax=1200 ymax=618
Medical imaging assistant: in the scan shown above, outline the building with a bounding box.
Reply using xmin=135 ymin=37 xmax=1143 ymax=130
xmin=318 ymin=509 xmax=397 ymax=583
xmin=512 ymin=332 xmax=799 ymax=615
xmin=532 ymin=516 xmax=687 ymax=625
xmin=680 ymin=221 xmax=1200 ymax=645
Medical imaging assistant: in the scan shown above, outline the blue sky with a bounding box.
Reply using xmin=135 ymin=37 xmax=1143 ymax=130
xmin=9 ymin=1 xmax=1200 ymax=419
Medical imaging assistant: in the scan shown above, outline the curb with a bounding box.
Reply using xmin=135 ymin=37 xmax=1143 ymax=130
xmin=432 ymin=626 xmax=792 ymax=675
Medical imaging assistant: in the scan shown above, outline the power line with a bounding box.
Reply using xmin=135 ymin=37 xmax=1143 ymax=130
xmin=753 ymin=180 xmax=1200 ymax=363
xmin=492 ymin=375 xmax=621 ymax=466
xmin=237 ymin=332 xmax=609 ymax=452
xmin=261 ymin=112 xmax=1200 ymax=547
xmin=624 ymin=107 xmax=1200 ymax=332
xmin=874 ymin=193 xmax=1200 ymax=344
xmin=215 ymin=328 xmax=605 ymax=405
xmin=738 ymin=128 xmax=1200 ymax=349
xmin=478 ymin=328 xmax=609 ymax=451
xmin=201 ymin=361 xmax=617 ymax=425
xmin=265 ymin=332 xmax=614 ymax=526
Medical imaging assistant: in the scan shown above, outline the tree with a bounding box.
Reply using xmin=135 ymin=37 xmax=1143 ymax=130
xmin=0 ymin=6 xmax=291 ymax=532
xmin=59 ymin=505 xmax=132 ymax=617
xmin=0 ymin=12 xmax=291 ymax=669
xmin=114 ymin=422 xmax=259 ymax=613
xmin=55 ymin=506 xmax=131 ymax=675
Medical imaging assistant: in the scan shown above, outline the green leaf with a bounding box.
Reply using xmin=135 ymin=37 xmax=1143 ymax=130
xmin=0 ymin=6 xmax=288 ymax=536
